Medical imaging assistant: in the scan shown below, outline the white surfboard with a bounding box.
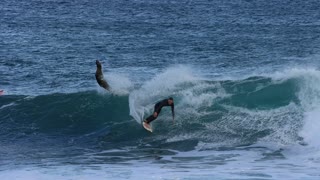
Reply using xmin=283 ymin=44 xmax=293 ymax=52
xmin=143 ymin=122 xmax=153 ymax=133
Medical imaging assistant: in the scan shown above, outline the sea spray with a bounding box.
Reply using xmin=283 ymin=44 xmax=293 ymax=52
xmin=129 ymin=65 xmax=201 ymax=123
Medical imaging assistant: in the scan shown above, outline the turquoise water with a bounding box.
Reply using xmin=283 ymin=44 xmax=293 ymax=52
xmin=1 ymin=0 xmax=320 ymax=179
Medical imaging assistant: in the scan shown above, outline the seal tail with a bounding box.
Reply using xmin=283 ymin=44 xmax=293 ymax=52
xmin=99 ymin=78 xmax=110 ymax=91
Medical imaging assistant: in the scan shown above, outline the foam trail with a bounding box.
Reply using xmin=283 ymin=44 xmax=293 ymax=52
xmin=129 ymin=93 xmax=145 ymax=124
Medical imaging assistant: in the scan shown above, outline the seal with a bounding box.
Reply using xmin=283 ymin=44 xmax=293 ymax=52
xmin=95 ymin=60 xmax=110 ymax=91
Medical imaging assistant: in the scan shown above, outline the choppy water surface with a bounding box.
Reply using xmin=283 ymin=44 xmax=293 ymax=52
xmin=1 ymin=0 xmax=320 ymax=179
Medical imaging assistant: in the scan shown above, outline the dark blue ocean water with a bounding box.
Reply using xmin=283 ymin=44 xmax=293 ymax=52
xmin=1 ymin=0 xmax=320 ymax=179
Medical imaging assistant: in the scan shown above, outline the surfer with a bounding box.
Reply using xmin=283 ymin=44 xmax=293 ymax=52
xmin=95 ymin=60 xmax=110 ymax=91
xmin=144 ymin=97 xmax=175 ymax=125
xmin=0 ymin=90 xmax=3 ymax=95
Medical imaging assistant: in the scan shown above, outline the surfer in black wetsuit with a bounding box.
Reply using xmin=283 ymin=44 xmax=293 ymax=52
xmin=144 ymin=97 xmax=175 ymax=124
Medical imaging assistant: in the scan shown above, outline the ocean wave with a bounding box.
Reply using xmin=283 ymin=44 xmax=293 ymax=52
xmin=1 ymin=67 xmax=320 ymax=150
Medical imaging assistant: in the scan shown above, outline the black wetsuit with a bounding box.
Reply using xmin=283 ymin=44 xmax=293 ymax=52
xmin=145 ymin=98 xmax=174 ymax=123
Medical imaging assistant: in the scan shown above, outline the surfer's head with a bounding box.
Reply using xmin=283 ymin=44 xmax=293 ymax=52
xmin=168 ymin=97 xmax=174 ymax=105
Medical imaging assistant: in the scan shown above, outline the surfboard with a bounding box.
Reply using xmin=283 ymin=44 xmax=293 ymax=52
xmin=143 ymin=122 xmax=153 ymax=133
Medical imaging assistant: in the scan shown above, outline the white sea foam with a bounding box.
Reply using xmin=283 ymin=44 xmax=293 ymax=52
xmin=288 ymin=68 xmax=320 ymax=150
xmin=106 ymin=73 xmax=133 ymax=96
xmin=245 ymin=67 xmax=320 ymax=149
xmin=0 ymin=102 xmax=16 ymax=110
xmin=300 ymin=109 xmax=320 ymax=148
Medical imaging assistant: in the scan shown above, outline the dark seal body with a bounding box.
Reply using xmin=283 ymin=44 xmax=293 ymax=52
xmin=95 ymin=60 xmax=110 ymax=91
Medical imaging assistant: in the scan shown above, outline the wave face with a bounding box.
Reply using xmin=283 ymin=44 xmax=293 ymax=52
xmin=1 ymin=67 xmax=319 ymax=152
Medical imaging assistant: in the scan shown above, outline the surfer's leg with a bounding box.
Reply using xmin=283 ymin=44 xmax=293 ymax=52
xmin=145 ymin=114 xmax=156 ymax=123
xmin=145 ymin=112 xmax=158 ymax=123
xmin=145 ymin=109 xmax=161 ymax=123
xmin=144 ymin=104 xmax=163 ymax=124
